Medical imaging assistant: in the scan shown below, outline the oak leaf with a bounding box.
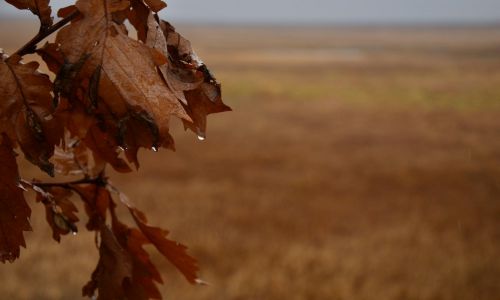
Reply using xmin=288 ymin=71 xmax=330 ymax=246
xmin=143 ymin=0 xmax=166 ymax=12
xmin=35 ymin=186 xmax=79 ymax=242
xmin=0 ymin=134 xmax=31 ymax=263
xmin=111 ymin=205 xmax=163 ymax=299
xmin=131 ymin=208 xmax=199 ymax=284
xmin=117 ymin=191 xmax=200 ymax=284
xmin=0 ymin=52 xmax=63 ymax=175
xmin=127 ymin=0 xmax=150 ymax=42
xmin=52 ymin=140 xmax=91 ymax=176
xmin=83 ymin=225 xmax=133 ymax=300
xmin=70 ymin=183 xmax=110 ymax=231
xmin=56 ymin=0 xmax=190 ymax=152
xmin=146 ymin=16 xmax=231 ymax=138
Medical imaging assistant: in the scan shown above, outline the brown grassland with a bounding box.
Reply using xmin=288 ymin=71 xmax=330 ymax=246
xmin=0 ymin=20 xmax=500 ymax=299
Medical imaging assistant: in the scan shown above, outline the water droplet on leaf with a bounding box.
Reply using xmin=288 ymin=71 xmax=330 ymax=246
xmin=196 ymin=128 xmax=206 ymax=141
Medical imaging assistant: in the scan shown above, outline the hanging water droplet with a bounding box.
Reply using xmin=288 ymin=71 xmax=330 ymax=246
xmin=72 ymin=231 xmax=77 ymax=236
xmin=196 ymin=128 xmax=206 ymax=141
xmin=117 ymin=146 xmax=125 ymax=152
xmin=43 ymin=114 xmax=53 ymax=121
xmin=151 ymin=146 xmax=158 ymax=152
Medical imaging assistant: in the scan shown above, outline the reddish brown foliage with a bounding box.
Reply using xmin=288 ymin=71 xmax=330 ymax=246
xmin=0 ymin=0 xmax=229 ymax=298
xmin=0 ymin=134 xmax=31 ymax=263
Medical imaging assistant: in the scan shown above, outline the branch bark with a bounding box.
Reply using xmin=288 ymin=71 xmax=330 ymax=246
xmin=9 ymin=9 xmax=80 ymax=59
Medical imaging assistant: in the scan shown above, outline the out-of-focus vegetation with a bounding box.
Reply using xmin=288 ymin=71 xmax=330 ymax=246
xmin=1 ymin=22 xmax=499 ymax=299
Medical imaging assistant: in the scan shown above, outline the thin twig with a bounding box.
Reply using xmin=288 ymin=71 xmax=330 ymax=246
xmin=9 ymin=10 xmax=80 ymax=59
xmin=21 ymin=174 xmax=107 ymax=191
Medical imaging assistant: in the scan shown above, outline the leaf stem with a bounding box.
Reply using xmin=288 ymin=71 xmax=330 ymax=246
xmin=9 ymin=10 xmax=80 ymax=59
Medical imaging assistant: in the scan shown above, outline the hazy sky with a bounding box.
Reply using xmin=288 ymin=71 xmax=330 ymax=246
xmin=1 ymin=0 xmax=500 ymax=24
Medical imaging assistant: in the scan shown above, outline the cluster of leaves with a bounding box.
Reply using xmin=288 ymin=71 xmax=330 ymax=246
xmin=0 ymin=0 xmax=229 ymax=298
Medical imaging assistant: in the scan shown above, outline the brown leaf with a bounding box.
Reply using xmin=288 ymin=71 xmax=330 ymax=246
xmin=147 ymin=17 xmax=231 ymax=138
xmin=35 ymin=186 xmax=79 ymax=242
xmin=115 ymin=190 xmax=199 ymax=284
xmin=143 ymin=0 xmax=166 ymax=12
xmin=0 ymin=134 xmax=31 ymax=263
xmin=5 ymin=0 xmax=52 ymax=27
xmin=182 ymin=83 xmax=231 ymax=138
xmin=0 ymin=52 xmax=63 ymax=176
xmin=146 ymin=15 xmax=203 ymax=103
xmin=56 ymin=0 xmax=190 ymax=154
xmin=127 ymin=0 xmax=150 ymax=42
xmin=129 ymin=206 xmax=200 ymax=284
xmin=71 ymin=183 xmax=110 ymax=231
xmin=83 ymin=225 xmax=132 ymax=300
xmin=57 ymin=5 xmax=79 ymax=19
xmin=111 ymin=205 xmax=163 ymax=299
xmin=36 ymin=42 xmax=64 ymax=74
xmin=84 ymin=124 xmax=132 ymax=174
xmin=52 ymin=140 xmax=91 ymax=176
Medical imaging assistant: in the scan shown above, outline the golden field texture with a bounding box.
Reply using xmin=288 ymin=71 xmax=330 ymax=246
xmin=0 ymin=20 xmax=500 ymax=299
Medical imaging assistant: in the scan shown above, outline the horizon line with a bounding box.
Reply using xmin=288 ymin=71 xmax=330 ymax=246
xmin=0 ymin=15 xmax=499 ymax=28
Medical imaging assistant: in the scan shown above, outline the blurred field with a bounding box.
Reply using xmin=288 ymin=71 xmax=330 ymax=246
xmin=1 ymin=20 xmax=500 ymax=299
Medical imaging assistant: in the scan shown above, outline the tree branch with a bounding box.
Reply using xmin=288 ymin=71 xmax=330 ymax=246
xmin=21 ymin=174 xmax=107 ymax=191
xmin=9 ymin=9 xmax=80 ymax=59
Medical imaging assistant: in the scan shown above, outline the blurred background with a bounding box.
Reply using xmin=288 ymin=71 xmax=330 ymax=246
xmin=1 ymin=0 xmax=500 ymax=299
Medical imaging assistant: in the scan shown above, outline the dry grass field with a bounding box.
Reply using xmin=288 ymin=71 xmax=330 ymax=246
xmin=1 ymin=20 xmax=500 ymax=299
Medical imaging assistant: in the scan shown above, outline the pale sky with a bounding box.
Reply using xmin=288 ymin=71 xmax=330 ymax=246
xmin=1 ymin=0 xmax=500 ymax=24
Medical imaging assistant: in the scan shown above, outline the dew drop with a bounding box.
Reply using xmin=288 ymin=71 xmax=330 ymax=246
xmin=151 ymin=146 xmax=158 ymax=152
xmin=72 ymin=231 xmax=77 ymax=236
xmin=196 ymin=128 xmax=206 ymax=141
xmin=43 ymin=114 xmax=53 ymax=121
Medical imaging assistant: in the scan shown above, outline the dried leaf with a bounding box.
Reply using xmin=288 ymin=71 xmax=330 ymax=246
xmin=5 ymin=0 xmax=52 ymax=27
xmin=128 ymin=205 xmax=199 ymax=284
xmin=71 ymin=184 xmax=110 ymax=231
xmin=57 ymin=5 xmax=78 ymax=18
xmin=84 ymin=124 xmax=132 ymax=174
xmin=147 ymin=17 xmax=231 ymax=137
xmin=111 ymin=205 xmax=163 ymax=299
xmin=36 ymin=42 xmax=64 ymax=75
xmin=35 ymin=186 xmax=79 ymax=242
xmin=143 ymin=0 xmax=166 ymax=12
xmin=56 ymin=0 xmax=190 ymax=137
xmin=0 ymin=52 xmax=63 ymax=176
xmin=83 ymin=225 xmax=132 ymax=299
xmin=127 ymin=0 xmax=150 ymax=42
xmin=0 ymin=134 xmax=31 ymax=263
xmin=114 ymin=190 xmax=199 ymax=284
xmin=52 ymin=140 xmax=91 ymax=176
